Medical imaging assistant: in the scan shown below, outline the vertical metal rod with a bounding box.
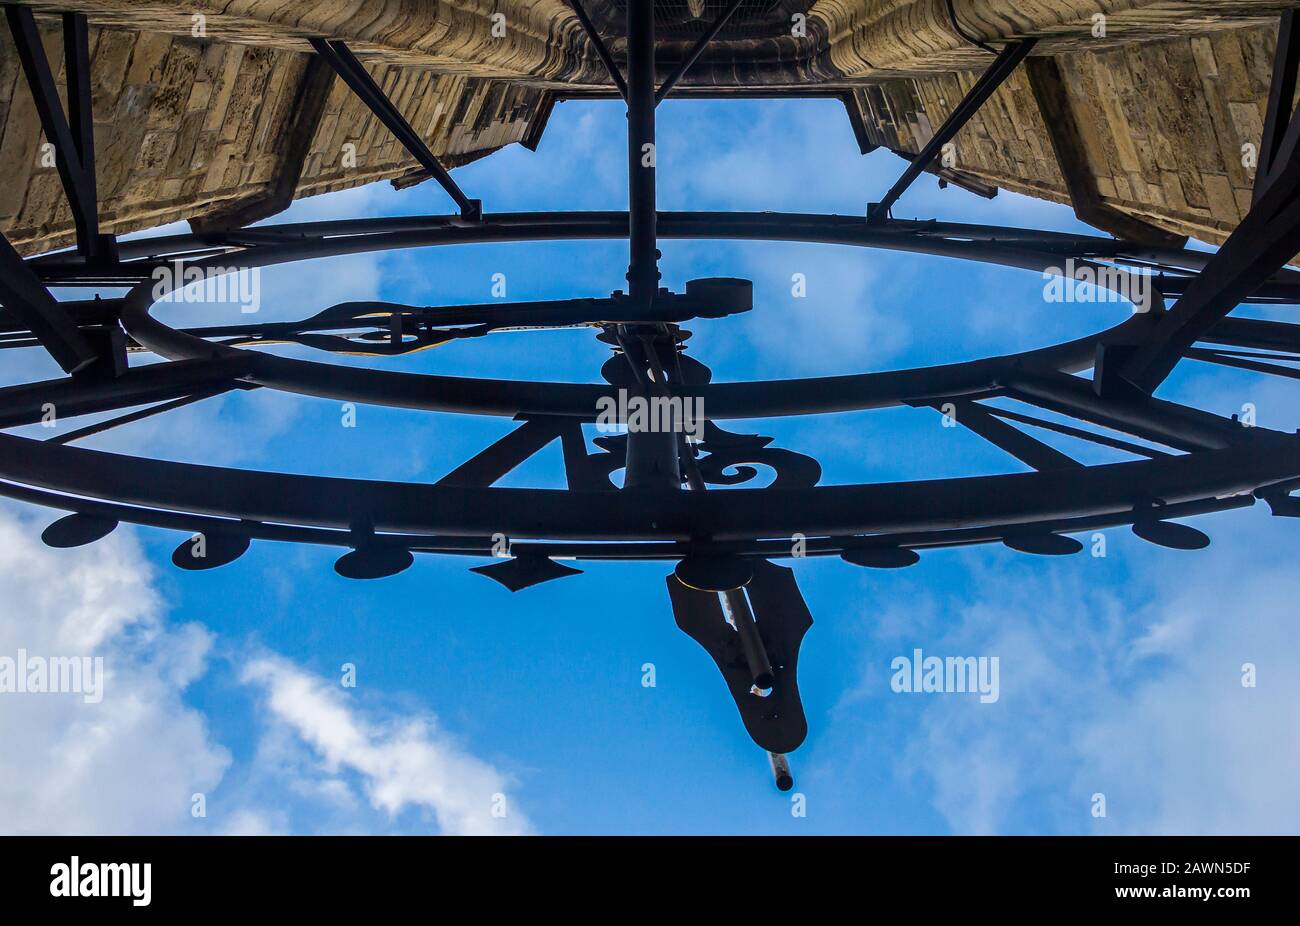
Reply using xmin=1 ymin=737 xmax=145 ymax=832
xmin=6 ymin=6 xmax=102 ymax=259
xmin=768 ymin=752 xmax=794 ymax=791
xmin=721 ymin=588 xmax=775 ymax=691
xmin=620 ymin=335 xmax=681 ymax=488
xmin=620 ymin=0 xmax=679 ymax=490
xmin=62 ymin=14 xmax=95 ymax=187
xmin=625 ymin=0 xmax=659 ymax=304
xmin=623 ymin=420 xmax=680 ymax=488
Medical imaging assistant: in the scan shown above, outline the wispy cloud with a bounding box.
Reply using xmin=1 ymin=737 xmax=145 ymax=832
xmin=240 ymin=653 xmax=533 ymax=835
xmin=0 ymin=502 xmax=532 ymax=835
xmin=831 ymin=515 xmax=1300 ymax=834
xmin=0 ymin=504 xmax=230 ymax=834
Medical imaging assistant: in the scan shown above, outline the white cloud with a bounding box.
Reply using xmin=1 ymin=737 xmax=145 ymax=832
xmin=843 ymin=515 xmax=1300 ymax=834
xmin=240 ymin=653 xmax=532 ymax=835
xmin=0 ymin=501 xmax=532 ymax=835
xmin=738 ymin=244 xmax=907 ymax=375
xmin=0 ymin=503 xmax=230 ymax=834
xmin=1072 ymin=554 xmax=1300 ymax=834
xmin=217 ymin=808 xmax=285 ymax=836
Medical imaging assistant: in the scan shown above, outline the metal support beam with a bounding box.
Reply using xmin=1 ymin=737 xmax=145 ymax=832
xmin=887 ymin=147 xmax=998 ymax=199
xmin=309 ymin=39 xmax=481 ymax=221
xmin=1184 ymin=347 xmax=1300 ymax=380
xmin=1001 ymin=367 xmax=1251 ymax=453
xmin=1026 ymin=56 xmax=1187 ymax=248
xmin=5 ymin=8 xmax=107 ymax=259
xmin=1113 ymin=15 xmax=1300 ymax=395
xmin=435 ymin=418 xmax=567 ymax=488
xmin=566 ymin=0 xmax=628 ymax=101
xmin=654 ymin=0 xmax=745 ymax=105
xmin=0 ymin=233 xmax=97 ymax=374
xmin=617 ymin=328 xmax=682 ymax=490
xmin=620 ymin=0 xmax=680 ymax=490
xmin=981 ymin=404 xmax=1171 ymax=459
xmin=0 ymin=295 xmax=121 ymax=339
xmin=868 ymin=40 xmax=1036 ymax=222
xmin=625 ymin=0 xmax=659 ymax=304
xmin=0 ymin=355 xmax=252 ymax=428
xmin=62 ymin=13 xmax=93 ymax=184
xmin=1256 ymin=9 xmax=1300 ymax=200
xmin=1201 ymin=317 xmax=1300 ymax=354
xmin=931 ymin=399 xmax=1082 ymax=471
xmin=1112 ymin=11 xmax=1300 ymax=393
xmin=1118 ymin=148 xmax=1300 ymax=393
xmin=48 ymin=387 xmax=237 ymax=445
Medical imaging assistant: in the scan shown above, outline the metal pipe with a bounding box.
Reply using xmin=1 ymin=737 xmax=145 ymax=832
xmin=768 ymin=752 xmax=794 ymax=791
xmin=1000 ymin=367 xmax=1250 ymax=452
xmin=721 ymin=588 xmax=775 ymax=691
xmin=625 ymin=0 xmax=659 ymax=304
xmin=310 ymin=39 xmax=479 ymax=219
xmin=48 ymin=387 xmax=237 ymax=445
xmin=620 ymin=0 xmax=679 ymax=489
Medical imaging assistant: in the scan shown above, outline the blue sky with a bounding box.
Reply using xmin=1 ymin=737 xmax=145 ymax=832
xmin=2 ymin=97 xmax=1298 ymax=835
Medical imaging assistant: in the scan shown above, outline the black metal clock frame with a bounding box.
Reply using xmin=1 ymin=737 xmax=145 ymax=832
xmin=5 ymin=2 xmax=1300 ymax=788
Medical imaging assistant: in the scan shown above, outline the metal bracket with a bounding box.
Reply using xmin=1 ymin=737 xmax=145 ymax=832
xmin=668 ymin=560 xmax=812 ymax=755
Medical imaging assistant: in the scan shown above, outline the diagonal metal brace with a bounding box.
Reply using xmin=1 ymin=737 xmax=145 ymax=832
xmin=0 ymin=233 xmax=97 ymax=374
xmin=309 ymin=38 xmax=481 ymax=221
xmin=1115 ymin=12 xmax=1300 ymax=395
xmin=567 ymin=0 xmax=629 ymax=101
xmin=654 ymin=0 xmax=745 ymax=105
xmin=925 ymin=398 xmax=1083 ymax=471
xmin=1256 ymin=9 xmax=1300 ymax=202
xmin=5 ymin=7 xmax=110 ymax=260
xmin=1120 ymin=152 xmax=1300 ymax=390
xmin=868 ymin=40 xmax=1037 ymax=222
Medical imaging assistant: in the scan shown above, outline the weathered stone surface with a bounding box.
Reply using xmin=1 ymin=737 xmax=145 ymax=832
xmin=850 ymin=19 xmax=1291 ymax=246
xmin=0 ymin=14 xmax=546 ymax=253
xmin=3 ymin=1 xmax=1299 ymax=255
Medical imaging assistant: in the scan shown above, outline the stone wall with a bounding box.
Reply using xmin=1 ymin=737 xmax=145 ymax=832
xmin=0 ymin=16 xmax=545 ymax=253
xmin=4 ymin=1 xmax=1300 ymax=256
xmin=814 ymin=0 xmax=1295 ymax=79
xmin=17 ymin=0 xmax=601 ymax=81
xmin=21 ymin=0 xmax=1297 ymax=86
xmin=852 ymin=21 xmax=1284 ymax=245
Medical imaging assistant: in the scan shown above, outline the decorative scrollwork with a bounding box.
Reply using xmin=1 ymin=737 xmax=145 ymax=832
xmin=691 ymin=422 xmax=822 ymax=489
xmin=586 ymin=423 xmax=822 ymax=489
